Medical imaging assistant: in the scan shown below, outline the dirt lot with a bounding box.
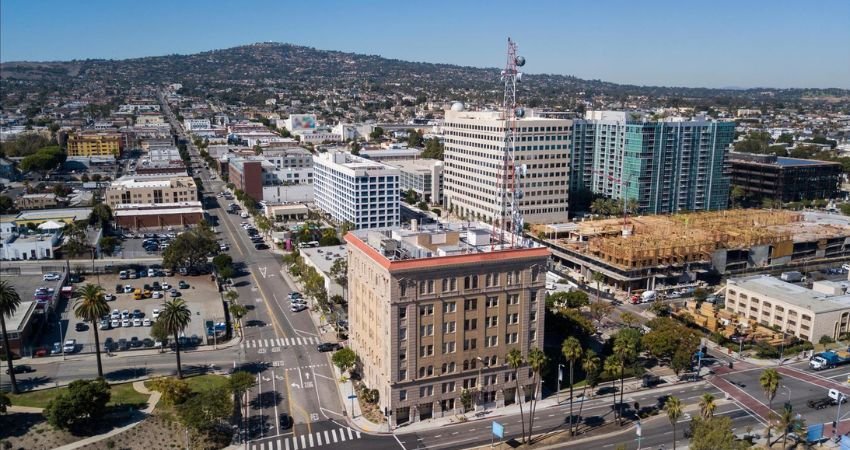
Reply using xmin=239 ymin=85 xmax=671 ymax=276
xmin=61 ymin=272 xmax=225 ymax=354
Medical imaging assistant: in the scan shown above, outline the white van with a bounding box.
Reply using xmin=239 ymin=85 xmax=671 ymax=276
xmin=241 ymin=212 xmax=250 ymax=219
xmin=640 ymin=290 xmax=657 ymax=303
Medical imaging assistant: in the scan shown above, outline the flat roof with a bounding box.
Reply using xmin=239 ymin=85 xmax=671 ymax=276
xmin=775 ymin=157 xmax=836 ymax=167
xmin=728 ymin=275 xmax=850 ymax=314
xmin=300 ymin=245 xmax=348 ymax=276
xmin=6 ymin=301 xmax=37 ymax=332
xmin=9 ymin=208 xmax=93 ymax=224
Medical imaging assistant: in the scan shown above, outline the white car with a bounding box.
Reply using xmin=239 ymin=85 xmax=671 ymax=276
xmin=104 ymin=294 xmax=116 ymax=301
xmin=111 ymin=319 xmax=120 ymax=328
xmin=42 ymin=272 xmax=61 ymax=281
xmin=122 ymin=318 xmax=131 ymax=327
xmin=152 ymin=309 xmax=161 ymax=319
xmin=152 ymin=291 xmax=163 ymax=299
xmin=161 ymin=283 xmax=171 ymax=290
xmin=111 ymin=309 xmax=120 ymax=319
xmin=143 ymin=318 xmax=152 ymax=327
xmin=63 ymin=339 xmax=77 ymax=353
xmin=133 ymin=318 xmax=142 ymax=327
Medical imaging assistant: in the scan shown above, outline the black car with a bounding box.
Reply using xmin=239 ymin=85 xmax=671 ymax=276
xmin=75 ymin=322 xmax=88 ymax=332
xmin=279 ymin=414 xmax=293 ymax=430
xmin=317 ymin=343 xmax=341 ymax=352
xmin=254 ymin=243 xmax=269 ymax=250
xmin=129 ymin=337 xmax=142 ymax=348
xmin=117 ymin=338 xmax=129 ymax=351
xmin=5 ymin=365 xmax=35 ymax=375
xmin=103 ymin=337 xmax=115 ymax=352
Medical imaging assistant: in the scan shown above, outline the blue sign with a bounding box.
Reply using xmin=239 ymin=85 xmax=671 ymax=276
xmin=347 ymin=395 xmax=357 ymax=399
xmin=807 ymin=423 xmax=824 ymax=443
xmin=841 ymin=434 xmax=850 ymax=450
xmin=492 ymin=421 xmax=504 ymax=439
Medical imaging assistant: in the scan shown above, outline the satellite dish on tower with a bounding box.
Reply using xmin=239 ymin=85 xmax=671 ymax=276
xmin=515 ymin=56 xmax=526 ymax=67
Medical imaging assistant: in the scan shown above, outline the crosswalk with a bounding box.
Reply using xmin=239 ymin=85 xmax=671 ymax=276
xmin=243 ymin=336 xmax=321 ymax=349
xmin=252 ymin=427 xmax=362 ymax=450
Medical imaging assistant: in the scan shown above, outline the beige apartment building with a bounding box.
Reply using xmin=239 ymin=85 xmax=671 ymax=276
xmin=104 ymin=176 xmax=197 ymax=208
xmin=345 ymin=222 xmax=549 ymax=426
xmin=442 ymin=108 xmax=571 ymax=224
xmin=725 ymin=275 xmax=850 ymax=342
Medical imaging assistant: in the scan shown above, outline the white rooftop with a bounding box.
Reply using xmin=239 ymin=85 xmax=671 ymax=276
xmin=728 ymin=275 xmax=850 ymax=314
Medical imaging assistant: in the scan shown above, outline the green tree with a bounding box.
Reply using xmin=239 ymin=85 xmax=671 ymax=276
xmin=459 ymin=389 xmax=472 ymax=412
xmin=350 ymin=141 xmax=361 ymax=155
xmin=407 ymin=130 xmax=424 ymax=148
xmin=613 ymin=332 xmax=638 ymax=424
xmin=229 ymin=304 xmax=248 ymax=337
xmin=162 ymin=229 xmax=218 ymax=271
xmin=19 ymin=145 xmax=65 ymax=174
xmin=688 ymin=416 xmax=748 ymax=450
xmin=527 ymin=347 xmax=548 ymax=442
xmin=699 ymin=393 xmax=716 ymax=419
xmin=671 ymin=348 xmax=693 ymax=376
xmin=369 ymin=126 xmax=384 ymax=141
xmin=561 ymin=337 xmax=583 ymax=436
xmin=148 ymin=376 xmax=191 ymax=406
xmin=760 ymin=368 xmax=781 ymax=445
xmin=212 ymin=254 xmax=233 ymax=273
xmin=665 ymin=395 xmax=683 ymax=450
xmin=0 ymin=281 xmax=22 ymax=394
xmin=506 ymin=348 xmax=527 ymax=442
xmin=417 ymin=201 xmax=429 ymax=211
xmin=150 ymin=320 xmax=170 ymax=352
xmin=422 ymin=137 xmax=444 ymax=160
xmin=693 ymin=287 xmax=708 ymax=303
xmin=575 ymin=350 xmax=600 ymax=435
xmin=98 ymin=236 xmax=119 ymax=256
xmin=591 ymin=271 xmax=605 ymax=305
xmin=403 ymin=188 xmax=418 ymax=205
xmin=331 ymin=347 xmax=357 ymax=374
xmin=589 ymin=301 xmax=612 ymax=326
xmin=775 ymin=404 xmax=805 ymax=448
xmin=44 ymin=378 xmax=111 ymax=430
xmin=88 ymin=203 xmax=113 ymax=229
xmin=603 ymin=355 xmax=622 ymax=424
xmin=159 ymin=298 xmax=192 ymax=378
xmin=329 ymin=258 xmax=348 ymax=288
xmin=73 ymin=284 xmax=109 ymax=378
xmin=819 ymin=334 xmax=835 ymax=345
xmin=0 ymin=195 xmax=14 ymax=214
xmin=776 ymin=133 xmax=794 ymax=145
xmin=319 ymin=228 xmax=340 ymax=246
xmin=730 ymin=185 xmax=747 ymax=208
xmin=176 ymin=387 xmax=233 ymax=431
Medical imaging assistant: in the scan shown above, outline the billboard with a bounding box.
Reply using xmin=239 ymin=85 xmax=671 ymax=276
xmin=289 ymin=114 xmax=317 ymax=130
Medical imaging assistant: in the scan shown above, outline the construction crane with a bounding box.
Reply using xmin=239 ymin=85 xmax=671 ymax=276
xmin=494 ymin=38 xmax=526 ymax=249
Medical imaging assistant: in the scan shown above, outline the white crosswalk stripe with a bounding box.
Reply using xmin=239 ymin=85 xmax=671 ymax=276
xmin=243 ymin=337 xmax=324 ymax=350
xmin=263 ymin=428 xmax=360 ymax=449
xmin=308 ymin=433 xmax=314 ymax=447
xmin=300 ymin=435 xmax=306 ymax=448
xmin=285 ymin=439 xmax=290 ymax=450
xmin=323 ymin=430 xmax=330 ymax=444
xmin=331 ymin=429 xmax=338 ymax=443
xmin=277 ymin=439 xmax=282 ymax=450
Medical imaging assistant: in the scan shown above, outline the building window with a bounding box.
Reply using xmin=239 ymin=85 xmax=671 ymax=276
xmin=464 ymin=275 xmax=479 ymax=290
xmin=444 ymin=302 xmax=456 ymax=314
xmin=530 ymin=311 xmax=537 ymax=322
xmin=399 ymin=369 xmax=407 ymax=380
xmin=442 ymin=382 xmax=456 ymax=393
xmin=443 ymin=321 xmax=456 ymax=334
xmin=464 ymin=319 xmax=478 ymax=331
xmin=442 ymin=341 xmax=456 ymax=354
xmin=505 ymin=332 xmax=518 ymax=344
xmin=399 ymin=390 xmax=407 ymax=401
xmin=399 ymin=307 xmax=407 ymax=320
xmin=486 ymin=296 xmax=499 ymax=308
xmin=400 ymin=351 xmax=406 ymax=361
xmin=486 ymin=316 xmax=498 ymax=328
xmin=485 ymin=335 xmax=498 ymax=347
xmin=419 ymin=345 xmax=434 ymax=358
xmin=400 ymin=327 xmax=407 ymax=340
xmin=420 ymin=324 xmax=434 ymax=337
xmin=507 ymin=313 xmax=519 ymax=325
xmin=508 ymin=294 xmax=519 ymax=305
xmin=463 ymin=378 xmax=477 ymax=389
xmin=419 ymin=386 xmax=433 ymax=397
xmin=463 ymin=338 xmax=477 ymax=351
xmin=420 ymin=304 xmax=434 ymax=316
xmin=464 ymin=298 xmax=478 ymax=311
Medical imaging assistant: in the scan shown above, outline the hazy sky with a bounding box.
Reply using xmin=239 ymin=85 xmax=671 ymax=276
xmin=2 ymin=0 xmax=849 ymax=89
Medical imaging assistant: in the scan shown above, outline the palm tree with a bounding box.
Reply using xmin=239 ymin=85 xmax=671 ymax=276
xmin=575 ymin=350 xmax=599 ymax=436
xmin=73 ymin=284 xmax=110 ymax=378
xmin=760 ymin=368 xmax=781 ymax=445
xmin=561 ymin=337 xmax=583 ymax=436
xmin=506 ymin=348 xmax=527 ymax=443
xmin=229 ymin=303 xmax=248 ymax=337
xmin=603 ymin=355 xmax=621 ymax=425
xmin=665 ymin=395 xmax=683 ymax=450
xmin=613 ymin=340 xmax=636 ymax=425
xmin=0 ymin=281 xmax=22 ymax=394
xmin=698 ymin=393 xmax=716 ymax=419
xmin=527 ymin=347 xmax=549 ymax=444
xmin=591 ymin=271 xmax=605 ymax=305
xmin=776 ymin=404 xmax=804 ymax=448
xmin=159 ymin=298 xmax=192 ymax=378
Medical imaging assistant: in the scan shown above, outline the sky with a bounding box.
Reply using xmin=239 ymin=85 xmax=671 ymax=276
xmin=2 ymin=0 xmax=849 ymax=89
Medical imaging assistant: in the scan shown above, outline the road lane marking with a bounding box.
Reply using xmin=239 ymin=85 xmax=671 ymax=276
xmin=285 ymin=439 xmax=290 ymax=450
xmin=277 ymin=439 xmax=282 ymax=450
xmin=347 ymin=427 xmax=354 ymax=439
xmin=323 ymin=430 xmax=330 ymax=444
xmin=331 ymin=429 xmax=338 ymax=442
xmin=308 ymin=433 xmax=314 ymax=447
xmin=393 ymin=434 xmax=408 ymax=450
xmin=300 ymin=435 xmax=306 ymax=448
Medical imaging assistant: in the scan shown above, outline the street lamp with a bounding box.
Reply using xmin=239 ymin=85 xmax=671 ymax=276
xmin=557 ymin=363 xmax=564 ymax=405
xmin=779 ymin=384 xmax=792 ymax=406
xmin=58 ymin=315 xmax=65 ymax=361
xmin=476 ymin=356 xmax=484 ymax=411
xmin=778 ymin=330 xmax=788 ymax=366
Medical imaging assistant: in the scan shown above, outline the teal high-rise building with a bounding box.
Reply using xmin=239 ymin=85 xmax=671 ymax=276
xmin=570 ymin=111 xmax=734 ymax=214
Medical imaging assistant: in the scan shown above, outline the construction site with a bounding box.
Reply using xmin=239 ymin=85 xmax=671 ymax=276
xmin=539 ymin=209 xmax=850 ymax=293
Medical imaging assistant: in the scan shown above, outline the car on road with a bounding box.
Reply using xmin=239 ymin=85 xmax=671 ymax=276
xmin=103 ymin=338 xmax=115 ymax=352
xmin=42 ymin=272 xmax=61 ymax=281
xmin=290 ymin=297 xmax=307 ymax=305
xmin=317 ymin=343 xmax=341 ymax=352
xmin=254 ymin=243 xmax=269 ymax=250
xmin=75 ymin=322 xmax=88 ymax=332
xmin=6 ymin=365 xmax=35 ymax=375
xmin=290 ymin=304 xmax=307 ymax=312
xmin=63 ymin=339 xmax=77 ymax=353
xmin=51 ymin=342 xmax=62 ymax=355
xmin=288 ymin=292 xmax=302 ymax=300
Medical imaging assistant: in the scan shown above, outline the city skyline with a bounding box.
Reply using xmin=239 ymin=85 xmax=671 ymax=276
xmin=2 ymin=0 xmax=849 ymax=89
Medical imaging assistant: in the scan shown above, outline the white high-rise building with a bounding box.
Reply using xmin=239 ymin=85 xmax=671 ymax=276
xmin=313 ymin=151 xmax=400 ymax=229
xmin=442 ymin=108 xmax=572 ymax=224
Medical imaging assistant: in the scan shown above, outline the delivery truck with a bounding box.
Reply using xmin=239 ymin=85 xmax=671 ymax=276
xmin=810 ymin=348 xmax=850 ymax=370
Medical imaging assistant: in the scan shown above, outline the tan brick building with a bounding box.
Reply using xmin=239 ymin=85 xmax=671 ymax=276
xmin=104 ymin=176 xmax=197 ymax=209
xmin=345 ymin=223 xmax=548 ymax=426
xmin=66 ymin=131 xmax=123 ymax=158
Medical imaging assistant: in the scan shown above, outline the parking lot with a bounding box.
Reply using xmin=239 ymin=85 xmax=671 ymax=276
xmin=59 ymin=271 xmax=225 ymax=354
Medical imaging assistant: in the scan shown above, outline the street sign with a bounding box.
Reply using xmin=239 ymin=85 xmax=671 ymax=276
xmin=492 ymin=421 xmax=504 ymax=439
xmin=807 ymin=423 xmax=824 ymax=443
xmin=348 ymin=395 xmax=358 ymax=399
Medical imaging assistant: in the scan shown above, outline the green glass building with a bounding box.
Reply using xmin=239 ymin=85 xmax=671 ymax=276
xmin=571 ymin=112 xmax=734 ymax=214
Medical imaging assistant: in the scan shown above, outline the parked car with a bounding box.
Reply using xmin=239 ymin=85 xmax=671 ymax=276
xmin=63 ymin=339 xmax=77 ymax=353
xmin=122 ymin=318 xmax=131 ymax=327
xmin=50 ymin=342 xmax=62 ymax=355
xmin=119 ymin=270 xmax=129 ymax=280
xmin=291 ymin=304 xmax=307 ymax=312
xmin=129 ymin=337 xmax=142 ymax=348
xmin=170 ymin=289 xmax=180 ymax=297
xmin=42 ymin=272 xmax=61 ymax=281
xmin=104 ymin=293 xmax=116 ymax=301
xmin=178 ymin=280 xmax=189 ymax=289
xmin=117 ymin=338 xmax=129 ymax=351
xmin=103 ymin=338 xmax=115 ymax=352
xmin=142 ymin=338 xmax=155 ymax=348
xmin=99 ymin=319 xmax=110 ymax=330
xmin=317 ymin=343 xmax=341 ymax=352
xmin=255 ymin=243 xmax=269 ymax=250
xmin=133 ymin=318 xmax=142 ymax=327
xmin=143 ymin=318 xmax=152 ymax=327
xmin=75 ymin=322 xmax=88 ymax=332
xmin=152 ymin=308 xmax=161 ymax=319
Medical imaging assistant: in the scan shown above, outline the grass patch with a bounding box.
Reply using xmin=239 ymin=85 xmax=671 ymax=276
xmin=9 ymin=382 xmax=151 ymax=409
xmin=185 ymin=374 xmax=229 ymax=393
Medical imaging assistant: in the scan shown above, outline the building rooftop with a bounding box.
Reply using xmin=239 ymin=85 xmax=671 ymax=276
xmin=300 ymin=245 xmax=348 ymax=278
xmin=728 ymin=152 xmax=841 ymax=168
xmin=4 ymin=208 xmax=93 ymax=225
xmin=728 ymin=275 xmax=850 ymax=314
xmin=113 ymin=201 xmax=204 ymax=216
xmin=111 ymin=176 xmax=195 ymax=189
xmin=776 ymin=157 xmax=836 ymax=167
xmin=315 ymin=152 xmax=399 ymax=175
xmin=388 ymin=159 xmax=443 ymax=172
xmin=346 ymin=221 xmax=547 ymax=270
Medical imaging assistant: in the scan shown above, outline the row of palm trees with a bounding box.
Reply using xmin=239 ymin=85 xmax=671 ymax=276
xmin=1 ymin=279 xmax=194 ymax=394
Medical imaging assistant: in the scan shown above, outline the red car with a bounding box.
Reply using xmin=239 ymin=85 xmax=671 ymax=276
xmin=34 ymin=347 xmax=48 ymax=357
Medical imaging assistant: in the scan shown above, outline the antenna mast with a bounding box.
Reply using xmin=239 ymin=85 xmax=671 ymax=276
xmin=495 ymin=38 xmax=526 ymax=249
